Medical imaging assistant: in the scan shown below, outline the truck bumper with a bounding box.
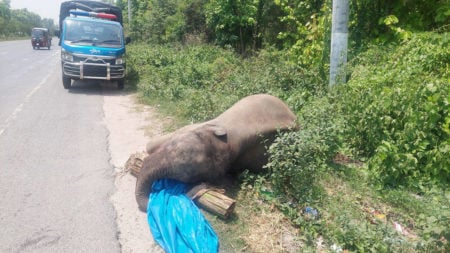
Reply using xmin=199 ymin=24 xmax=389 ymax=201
xmin=63 ymin=61 xmax=125 ymax=80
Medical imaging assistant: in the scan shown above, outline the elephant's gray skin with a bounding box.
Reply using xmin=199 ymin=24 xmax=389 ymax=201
xmin=135 ymin=94 xmax=297 ymax=212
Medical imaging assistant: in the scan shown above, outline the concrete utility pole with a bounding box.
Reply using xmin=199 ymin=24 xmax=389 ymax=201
xmin=128 ymin=0 xmax=132 ymax=25
xmin=329 ymin=0 xmax=349 ymax=87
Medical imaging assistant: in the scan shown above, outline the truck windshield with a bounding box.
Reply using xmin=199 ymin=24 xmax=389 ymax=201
xmin=64 ymin=19 xmax=122 ymax=48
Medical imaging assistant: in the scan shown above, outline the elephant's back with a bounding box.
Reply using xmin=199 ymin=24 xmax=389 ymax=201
xmin=218 ymin=94 xmax=297 ymax=132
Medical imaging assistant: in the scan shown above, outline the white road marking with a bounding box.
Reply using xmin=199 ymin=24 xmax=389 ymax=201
xmin=0 ymin=73 xmax=52 ymax=137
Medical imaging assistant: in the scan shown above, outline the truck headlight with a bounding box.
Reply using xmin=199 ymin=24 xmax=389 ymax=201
xmin=115 ymin=57 xmax=125 ymax=65
xmin=61 ymin=49 xmax=73 ymax=62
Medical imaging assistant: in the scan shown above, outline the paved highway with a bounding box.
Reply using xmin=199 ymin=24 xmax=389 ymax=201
xmin=0 ymin=39 xmax=121 ymax=252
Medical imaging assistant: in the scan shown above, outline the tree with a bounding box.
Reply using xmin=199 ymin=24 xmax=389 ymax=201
xmin=184 ymin=0 xmax=209 ymax=41
xmin=124 ymin=0 xmax=448 ymax=58
xmin=0 ymin=0 xmax=11 ymax=36
xmin=6 ymin=8 xmax=41 ymax=36
xmin=206 ymin=0 xmax=258 ymax=54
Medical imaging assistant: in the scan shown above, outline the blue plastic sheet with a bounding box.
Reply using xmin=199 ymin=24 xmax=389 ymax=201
xmin=147 ymin=179 xmax=219 ymax=253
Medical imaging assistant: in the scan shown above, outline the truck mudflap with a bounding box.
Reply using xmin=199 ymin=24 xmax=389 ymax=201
xmin=63 ymin=60 xmax=125 ymax=80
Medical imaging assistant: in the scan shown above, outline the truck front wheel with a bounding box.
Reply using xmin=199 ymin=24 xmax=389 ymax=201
xmin=63 ymin=75 xmax=72 ymax=89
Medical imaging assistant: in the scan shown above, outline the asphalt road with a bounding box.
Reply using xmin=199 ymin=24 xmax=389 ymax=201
xmin=0 ymin=40 xmax=121 ymax=252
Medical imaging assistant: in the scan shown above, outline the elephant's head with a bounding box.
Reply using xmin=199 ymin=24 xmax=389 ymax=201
xmin=135 ymin=123 xmax=230 ymax=212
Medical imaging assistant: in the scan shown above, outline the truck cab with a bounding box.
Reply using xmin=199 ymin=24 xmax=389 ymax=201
xmin=59 ymin=1 xmax=129 ymax=89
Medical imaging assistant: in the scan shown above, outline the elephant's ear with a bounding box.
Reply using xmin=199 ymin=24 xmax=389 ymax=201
xmin=206 ymin=124 xmax=227 ymax=137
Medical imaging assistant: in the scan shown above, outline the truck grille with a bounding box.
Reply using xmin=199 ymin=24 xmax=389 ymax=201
xmin=84 ymin=65 xmax=107 ymax=77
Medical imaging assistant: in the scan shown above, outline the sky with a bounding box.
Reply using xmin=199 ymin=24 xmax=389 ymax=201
xmin=10 ymin=0 xmax=68 ymax=23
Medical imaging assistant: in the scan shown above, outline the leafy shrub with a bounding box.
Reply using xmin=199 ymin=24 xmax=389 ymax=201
xmin=266 ymin=96 xmax=342 ymax=203
xmin=339 ymin=32 xmax=450 ymax=189
xmin=127 ymin=43 xmax=327 ymax=122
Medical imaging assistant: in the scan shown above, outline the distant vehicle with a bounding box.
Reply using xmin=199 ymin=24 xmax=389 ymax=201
xmin=31 ymin=28 xmax=52 ymax=50
xmin=58 ymin=0 xmax=130 ymax=90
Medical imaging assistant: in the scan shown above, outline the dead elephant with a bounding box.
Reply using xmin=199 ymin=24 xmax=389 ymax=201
xmin=135 ymin=94 xmax=297 ymax=212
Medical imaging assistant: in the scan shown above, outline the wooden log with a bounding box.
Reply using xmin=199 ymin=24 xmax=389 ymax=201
xmin=188 ymin=184 xmax=236 ymax=219
xmin=198 ymin=190 xmax=236 ymax=218
xmin=125 ymin=152 xmax=236 ymax=218
xmin=125 ymin=151 xmax=146 ymax=177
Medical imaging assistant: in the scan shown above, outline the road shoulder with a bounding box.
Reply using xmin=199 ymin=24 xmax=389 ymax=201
xmin=103 ymin=93 xmax=165 ymax=253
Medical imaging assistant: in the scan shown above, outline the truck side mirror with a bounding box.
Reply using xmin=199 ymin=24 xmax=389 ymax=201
xmin=125 ymin=37 xmax=131 ymax=45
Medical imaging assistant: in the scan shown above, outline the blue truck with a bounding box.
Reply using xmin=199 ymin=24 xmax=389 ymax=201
xmin=58 ymin=0 xmax=129 ymax=89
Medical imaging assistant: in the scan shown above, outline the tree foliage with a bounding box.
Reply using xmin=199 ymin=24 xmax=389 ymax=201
xmin=0 ymin=0 xmax=56 ymax=38
xmin=123 ymin=0 xmax=448 ymax=66
xmin=0 ymin=0 xmax=12 ymax=36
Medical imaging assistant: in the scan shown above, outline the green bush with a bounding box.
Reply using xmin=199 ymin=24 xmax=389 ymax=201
xmin=266 ymin=96 xmax=342 ymax=203
xmin=127 ymin=43 xmax=327 ymax=121
xmin=339 ymin=32 xmax=450 ymax=189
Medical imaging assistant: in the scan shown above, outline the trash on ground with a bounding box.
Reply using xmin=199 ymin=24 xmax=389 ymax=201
xmin=302 ymin=206 xmax=320 ymax=220
xmin=362 ymin=206 xmax=417 ymax=239
xmin=392 ymin=221 xmax=417 ymax=239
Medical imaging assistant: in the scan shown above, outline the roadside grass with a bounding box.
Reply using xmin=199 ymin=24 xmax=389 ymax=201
xmin=206 ymin=162 xmax=449 ymax=252
xmin=202 ymin=178 xmax=302 ymax=253
xmin=0 ymin=36 xmax=28 ymax=41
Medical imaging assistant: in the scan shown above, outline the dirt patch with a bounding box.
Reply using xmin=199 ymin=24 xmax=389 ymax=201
xmin=238 ymin=207 xmax=302 ymax=252
xmin=103 ymin=93 xmax=166 ymax=253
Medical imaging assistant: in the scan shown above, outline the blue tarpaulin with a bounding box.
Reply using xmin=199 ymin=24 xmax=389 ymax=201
xmin=147 ymin=179 xmax=219 ymax=253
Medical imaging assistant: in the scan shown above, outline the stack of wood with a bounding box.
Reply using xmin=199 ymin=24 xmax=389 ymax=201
xmin=125 ymin=152 xmax=236 ymax=219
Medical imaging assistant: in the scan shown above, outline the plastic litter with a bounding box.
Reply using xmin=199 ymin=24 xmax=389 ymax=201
xmin=393 ymin=221 xmax=404 ymax=234
xmin=392 ymin=221 xmax=417 ymax=238
xmin=330 ymin=243 xmax=343 ymax=252
xmin=147 ymin=179 xmax=219 ymax=253
xmin=302 ymin=206 xmax=320 ymax=220
xmin=363 ymin=207 xmax=387 ymax=224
